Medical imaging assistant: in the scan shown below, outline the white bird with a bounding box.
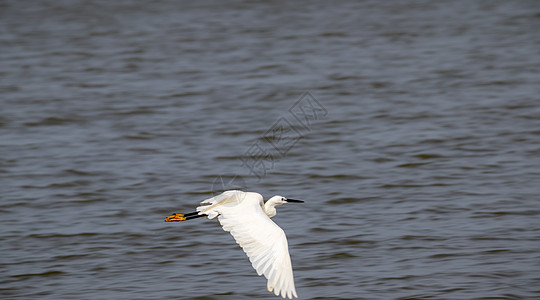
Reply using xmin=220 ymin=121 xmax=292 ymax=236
xmin=165 ymin=190 xmax=304 ymax=299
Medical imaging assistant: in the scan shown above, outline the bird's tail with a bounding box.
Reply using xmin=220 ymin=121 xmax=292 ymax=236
xmin=195 ymin=190 xmax=244 ymax=220
xmin=196 ymin=204 xmax=219 ymax=219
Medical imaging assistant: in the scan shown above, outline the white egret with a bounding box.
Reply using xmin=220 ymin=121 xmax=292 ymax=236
xmin=165 ymin=190 xmax=303 ymax=299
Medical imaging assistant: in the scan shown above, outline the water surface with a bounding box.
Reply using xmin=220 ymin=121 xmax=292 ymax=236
xmin=1 ymin=1 xmax=540 ymax=299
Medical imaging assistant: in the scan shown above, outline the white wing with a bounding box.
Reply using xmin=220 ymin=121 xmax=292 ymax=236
xmin=197 ymin=191 xmax=298 ymax=299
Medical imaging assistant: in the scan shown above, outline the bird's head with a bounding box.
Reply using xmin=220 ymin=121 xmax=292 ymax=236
xmin=267 ymin=195 xmax=304 ymax=206
xmin=263 ymin=196 xmax=304 ymax=218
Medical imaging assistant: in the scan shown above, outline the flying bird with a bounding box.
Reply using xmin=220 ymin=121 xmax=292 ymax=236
xmin=165 ymin=190 xmax=303 ymax=299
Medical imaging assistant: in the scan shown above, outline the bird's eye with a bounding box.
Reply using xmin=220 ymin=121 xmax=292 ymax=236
xmin=282 ymin=197 xmax=285 ymax=201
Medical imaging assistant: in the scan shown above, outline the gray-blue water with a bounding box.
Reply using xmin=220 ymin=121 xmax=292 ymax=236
xmin=1 ymin=1 xmax=540 ymax=299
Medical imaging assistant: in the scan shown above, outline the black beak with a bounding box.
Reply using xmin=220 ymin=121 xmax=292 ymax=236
xmin=286 ymin=198 xmax=304 ymax=203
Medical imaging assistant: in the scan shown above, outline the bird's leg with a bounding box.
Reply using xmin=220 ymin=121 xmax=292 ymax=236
xmin=164 ymin=211 xmax=203 ymax=222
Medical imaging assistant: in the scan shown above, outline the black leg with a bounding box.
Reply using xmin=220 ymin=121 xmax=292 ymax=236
xmin=183 ymin=211 xmax=200 ymax=217
xmin=184 ymin=214 xmax=205 ymax=220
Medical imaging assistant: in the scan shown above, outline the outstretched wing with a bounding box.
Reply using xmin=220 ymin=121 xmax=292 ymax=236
xmin=198 ymin=191 xmax=298 ymax=299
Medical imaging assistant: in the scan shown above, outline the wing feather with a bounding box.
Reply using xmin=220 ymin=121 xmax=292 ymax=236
xmin=200 ymin=191 xmax=297 ymax=299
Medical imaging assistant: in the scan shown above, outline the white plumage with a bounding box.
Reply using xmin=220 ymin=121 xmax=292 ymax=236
xmin=166 ymin=190 xmax=303 ymax=299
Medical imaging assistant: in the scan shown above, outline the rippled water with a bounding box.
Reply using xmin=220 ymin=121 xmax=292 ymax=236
xmin=2 ymin=1 xmax=540 ymax=299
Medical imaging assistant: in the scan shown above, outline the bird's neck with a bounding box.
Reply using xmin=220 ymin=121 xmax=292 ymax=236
xmin=263 ymin=201 xmax=277 ymax=218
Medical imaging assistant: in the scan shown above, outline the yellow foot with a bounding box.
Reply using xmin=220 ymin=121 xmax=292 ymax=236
xmin=164 ymin=213 xmax=186 ymax=222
